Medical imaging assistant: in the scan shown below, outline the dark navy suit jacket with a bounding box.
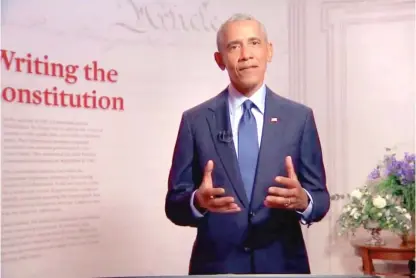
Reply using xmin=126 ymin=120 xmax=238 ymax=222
xmin=165 ymin=87 xmax=330 ymax=274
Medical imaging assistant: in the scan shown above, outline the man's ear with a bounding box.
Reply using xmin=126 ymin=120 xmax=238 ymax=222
xmin=267 ymin=42 xmax=273 ymax=63
xmin=214 ymin=52 xmax=226 ymax=70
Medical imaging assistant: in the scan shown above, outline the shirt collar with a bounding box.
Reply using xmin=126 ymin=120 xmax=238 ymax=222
xmin=228 ymin=83 xmax=266 ymax=115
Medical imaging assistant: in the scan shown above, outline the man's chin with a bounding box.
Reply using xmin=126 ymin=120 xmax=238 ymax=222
xmin=242 ymin=78 xmax=263 ymax=87
xmin=232 ymin=80 xmax=262 ymax=94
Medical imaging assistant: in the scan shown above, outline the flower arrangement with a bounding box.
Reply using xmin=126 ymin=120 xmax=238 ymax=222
xmin=368 ymin=149 xmax=415 ymax=216
xmin=337 ymin=185 xmax=412 ymax=236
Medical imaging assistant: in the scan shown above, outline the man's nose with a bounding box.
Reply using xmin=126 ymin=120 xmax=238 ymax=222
xmin=239 ymin=46 xmax=252 ymax=61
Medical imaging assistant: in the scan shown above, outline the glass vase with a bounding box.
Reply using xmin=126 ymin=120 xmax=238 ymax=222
xmin=365 ymin=221 xmax=385 ymax=246
xmin=400 ymin=213 xmax=415 ymax=245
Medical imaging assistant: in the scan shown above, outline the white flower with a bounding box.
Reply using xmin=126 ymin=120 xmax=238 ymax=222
xmin=351 ymin=189 xmax=362 ymax=200
xmin=395 ymin=206 xmax=408 ymax=214
xmin=373 ymin=196 xmax=387 ymax=209
xmin=405 ymin=213 xmax=411 ymax=220
xmin=353 ymin=212 xmax=360 ymax=219
xmin=396 ymin=206 xmax=407 ymax=214
xmin=350 ymin=208 xmax=357 ymax=216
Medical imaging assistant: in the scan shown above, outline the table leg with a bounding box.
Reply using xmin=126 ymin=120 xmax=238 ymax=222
xmin=361 ymin=249 xmax=375 ymax=274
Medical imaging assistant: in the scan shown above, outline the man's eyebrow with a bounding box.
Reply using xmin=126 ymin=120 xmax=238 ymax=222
xmin=247 ymin=37 xmax=261 ymax=41
xmin=226 ymin=40 xmax=240 ymax=48
xmin=226 ymin=37 xmax=262 ymax=48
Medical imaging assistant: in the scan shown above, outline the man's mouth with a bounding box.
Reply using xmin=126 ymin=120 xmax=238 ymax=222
xmin=239 ymin=65 xmax=258 ymax=71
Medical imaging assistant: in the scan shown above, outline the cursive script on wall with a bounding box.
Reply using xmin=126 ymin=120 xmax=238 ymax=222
xmin=114 ymin=0 xmax=220 ymax=34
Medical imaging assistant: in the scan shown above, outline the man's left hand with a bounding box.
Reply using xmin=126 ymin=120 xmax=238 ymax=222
xmin=264 ymin=156 xmax=309 ymax=211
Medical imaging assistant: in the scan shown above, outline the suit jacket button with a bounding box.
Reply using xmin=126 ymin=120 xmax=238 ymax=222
xmin=249 ymin=211 xmax=255 ymax=217
xmin=244 ymin=247 xmax=251 ymax=252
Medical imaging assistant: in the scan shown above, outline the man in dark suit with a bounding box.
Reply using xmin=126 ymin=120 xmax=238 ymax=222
xmin=165 ymin=13 xmax=330 ymax=274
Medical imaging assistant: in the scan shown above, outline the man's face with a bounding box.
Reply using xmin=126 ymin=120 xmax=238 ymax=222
xmin=215 ymin=20 xmax=273 ymax=95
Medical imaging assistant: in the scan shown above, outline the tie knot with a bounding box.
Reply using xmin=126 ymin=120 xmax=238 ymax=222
xmin=242 ymin=100 xmax=255 ymax=112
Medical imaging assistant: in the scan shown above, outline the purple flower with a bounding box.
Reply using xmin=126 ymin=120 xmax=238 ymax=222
xmin=368 ymin=168 xmax=380 ymax=179
xmin=381 ymin=152 xmax=415 ymax=185
xmin=404 ymin=152 xmax=415 ymax=163
xmin=400 ymin=153 xmax=415 ymax=184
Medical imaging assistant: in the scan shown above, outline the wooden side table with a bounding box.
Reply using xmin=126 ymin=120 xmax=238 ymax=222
xmin=351 ymin=237 xmax=415 ymax=277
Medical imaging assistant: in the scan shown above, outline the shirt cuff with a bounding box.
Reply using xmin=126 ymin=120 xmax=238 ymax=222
xmin=190 ymin=190 xmax=205 ymax=218
xmin=296 ymin=188 xmax=313 ymax=225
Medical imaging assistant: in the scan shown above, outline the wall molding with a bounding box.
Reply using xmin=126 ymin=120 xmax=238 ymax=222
xmin=288 ymin=0 xmax=307 ymax=103
xmin=287 ymin=1 xmax=311 ymax=248
xmin=321 ymin=0 xmax=414 ymax=207
xmin=320 ymin=0 xmax=414 ymax=272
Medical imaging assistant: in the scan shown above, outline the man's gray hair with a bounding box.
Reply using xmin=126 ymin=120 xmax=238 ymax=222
xmin=216 ymin=13 xmax=268 ymax=51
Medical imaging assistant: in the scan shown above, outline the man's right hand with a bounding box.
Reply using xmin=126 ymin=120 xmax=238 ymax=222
xmin=194 ymin=160 xmax=241 ymax=213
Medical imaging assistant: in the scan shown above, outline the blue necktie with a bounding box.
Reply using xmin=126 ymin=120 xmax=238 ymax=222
xmin=238 ymin=100 xmax=259 ymax=201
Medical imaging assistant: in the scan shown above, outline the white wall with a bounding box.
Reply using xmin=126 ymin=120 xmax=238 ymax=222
xmin=297 ymin=0 xmax=415 ymax=274
xmin=1 ymin=0 xmax=414 ymax=277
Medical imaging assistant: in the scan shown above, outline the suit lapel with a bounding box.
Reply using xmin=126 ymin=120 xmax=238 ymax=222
xmin=251 ymin=88 xmax=291 ymax=211
xmin=206 ymin=89 xmax=249 ymax=208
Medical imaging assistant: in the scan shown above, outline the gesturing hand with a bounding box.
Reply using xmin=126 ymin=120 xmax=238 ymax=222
xmin=264 ymin=156 xmax=309 ymax=211
xmin=195 ymin=160 xmax=241 ymax=213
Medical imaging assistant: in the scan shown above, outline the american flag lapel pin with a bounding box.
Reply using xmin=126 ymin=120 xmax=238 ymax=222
xmin=271 ymin=117 xmax=279 ymax=123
